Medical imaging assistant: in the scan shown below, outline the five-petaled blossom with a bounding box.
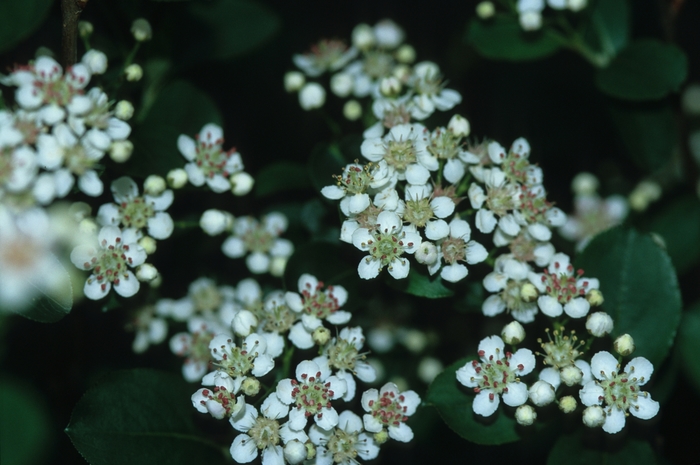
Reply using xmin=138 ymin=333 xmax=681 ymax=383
xmin=456 ymin=335 xmax=536 ymax=417
xmin=361 ymin=382 xmax=421 ymax=442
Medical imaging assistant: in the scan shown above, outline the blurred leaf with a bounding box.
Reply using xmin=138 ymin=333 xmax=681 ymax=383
xmin=0 ymin=376 xmax=52 ymax=465
xmin=65 ymin=369 xmax=226 ymax=465
xmin=0 ymin=0 xmax=53 ymax=54
xmin=129 ymin=80 xmax=223 ymax=177
xmin=596 ymin=39 xmax=687 ymax=100
xmin=388 ymin=269 xmax=454 ymax=299
xmin=547 ymin=430 xmax=657 ymax=465
xmin=308 ymin=143 xmax=347 ymax=193
xmin=10 ymin=253 xmax=72 ymax=323
xmin=608 ymin=101 xmax=677 ymax=172
xmin=586 ymin=0 xmax=630 ymax=56
xmin=646 ymin=195 xmax=700 ymax=275
xmin=575 ymin=226 xmax=682 ymax=367
xmin=425 ymin=358 xmax=521 ymax=445
xmin=465 ymin=16 xmax=562 ymax=61
xmin=677 ymin=302 xmax=700 ymax=395
xmin=255 ymin=161 xmax=311 ymax=197
xmin=283 ymin=241 xmax=354 ymax=290
xmin=176 ymin=0 xmax=280 ymax=66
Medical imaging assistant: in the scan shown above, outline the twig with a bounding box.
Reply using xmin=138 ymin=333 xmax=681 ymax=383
xmin=61 ymin=0 xmax=89 ymax=68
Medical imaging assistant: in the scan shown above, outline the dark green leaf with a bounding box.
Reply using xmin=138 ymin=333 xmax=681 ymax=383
xmin=425 ymin=358 xmax=521 ymax=445
xmin=65 ymin=369 xmax=227 ymax=465
xmin=0 ymin=0 xmax=53 ymax=54
xmin=0 ymin=376 xmax=52 ymax=465
xmin=255 ymin=161 xmax=311 ymax=197
xmin=586 ymin=0 xmax=630 ymax=56
xmin=608 ymin=101 xmax=677 ymax=172
xmin=283 ymin=241 xmax=354 ymax=290
xmin=387 ymin=269 xmax=454 ymax=299
xmin=575 ymin=226 xmax=682 ymax=367
xmin=308 ymin=143 xmax=347 ymax=194
xmin=677 ymin=302 xmax=700 ymax=396
xmin=596 ymin=39 xmax=687 ymax=100
xmin=465 ymin=16 xmax=562 ymax=61
xmin=547 ymin=430 xmax=657 ymax=465
xmin=129 ymin=80 xmax=223 ymax=177
xmin=646 ymin=195 xmax=700 ymax=275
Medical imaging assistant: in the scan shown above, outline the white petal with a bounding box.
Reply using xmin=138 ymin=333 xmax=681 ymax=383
xmin=630 ymin=394 xmax=659 ymax=420
xmin=230 ymin=434 xmax=258 ymax=463
xmin=441 ymin=263 xmax=467 ymax=282
xmin=79 ymin=170 xmax=104 ymax=196
xmin=502 ymin=382 xmax=528 ymax=407
xmin=147 ymin=212 xmax=174 ymax=239
xmin=404 ymin=164 xmax=430 ymax=185
xmin=388 ymin=422 xmax=414 ymax=442
xmin=472 ymin=389 xmax=499 ymax=416
xmin=358 ymin=256 xmax=381 ymax=279
xmin=177 ymin=135 xmax=196 ymax=161
xmin=388 ymin=257 xmax=410 ymax=279
xmin=590 ymin=351 xmax=618 ymax=380
xmin=84 ymin=277 xmax=110 ymax=300
xmin=602 ymin=407 xmax=626 ymax=434
xmin=537 ymin=295 xmax=563 ymax=317
xmin=113 ymin=271 xmax=140 ymax=297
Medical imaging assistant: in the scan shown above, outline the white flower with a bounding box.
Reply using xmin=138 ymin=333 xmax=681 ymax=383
xmin=456 ymin=335 xmax=536 ymax=417
xmin=199 ymin=209 xmax=232 ymax=236
xmin=433 ymin=218 xmax=488 ymax=283
xmin=361 ymin=382 xmax=420 ymax=442
xmin=482 ymin=254 xmax=538 ymax=323
xmin=352 ymin=211 xmax=422 ymax=279
xmin=293 ymin=39 xmax=358 ymax=77
xmin=299 ymin=82 xmax=326 ymax=110
xmin=321 ymin=161 xmax=393 ymax=216
xmin=169 ymin=317 xmax=226 ymax=382
xmin=129 ymin=305 xmax=167 ymax=354
xmin=409 ymin=61 xmax=462 ymax=120
xmin=1 ymin=144 xmax=38 ymax=194
xmin=208 ymin=332 xmax=275 ymax=380
xmin=70 ymin=225 xmax=146 ymax=299
xmin=579 ymin=351 xmax=659 ymax=434
xmin=191 ymin=372 xmax=245 ymax=419
xmin=308 ymin=411 xmax=380 ymax=464
xmin=177 ymin=123 xmax=245 ymax=193
xmin=401 ymin=183 xmax=454 ymax=239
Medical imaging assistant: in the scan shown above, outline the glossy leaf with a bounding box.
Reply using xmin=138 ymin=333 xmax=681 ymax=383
xmin=575 ymin=226 xmax=682 ymax=367
xmin=585 ymin=0 xmax=630 ymax=56
xmin=646 ymin=195 xmax=700 ymax=275
xmin=677 ymin=302 xmax=700 ymax=396
xmin=255 ymin=161 xmax=311 ymax=197
xmin=425 ymin=358 xmax=521 ymax=445
xmin=0 ymin=0 xmax=53 ymax=53
xmin=547 ymin=430 xmax=657 ymax=465
xmin=65 ymin=369 xmax=227 ymax=465
xmin=596 ymin=39 xmax=687 ymax=100
xmin=308 ymin=143 xmax=348 ymax=194
xmin=465 ymin=16 xmax=562 ymax=61
xmin=10 ymin=252 xmax=72 ymax=323
xmin=387 ymin=269 xmax=454 ymax=299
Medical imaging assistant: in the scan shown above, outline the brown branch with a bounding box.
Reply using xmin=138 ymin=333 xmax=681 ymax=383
xmin=61 ymin=0 xmax=89 ymax=68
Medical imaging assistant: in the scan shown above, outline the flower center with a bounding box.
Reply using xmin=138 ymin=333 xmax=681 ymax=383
xmin=260 ymin=302 xmax=296 ymax=333
xmin=540 ymin=261 xmax=589 ymax=304
xmin=468 ymin=350 xmax=523 ymax=398
xmin=118 ymin=197 xmax=155 ymax=230
xmin=194 ymin=136 xmax=237 ymax=179
xmin=309 ymin=39 xmax=349 ymax=70
xmin=191 ymin=282 xmax=222 ymax=312
xmin=327 ymin=338 xmax=359 ymax=372
xmin=537 ymin=328 xmax=583 ymax=369
xmin=198 ymin=385 xmax=239 ymax=418
xmin=291 ymin=370 xmax=334 ymax=420
xmin=518 ymin=186 xmax=552 ymax=224
xmin=326 ymin=428 xmax=359 ymax=463
xmin=384 ymin=138 xmax=416 ymax=172
xmin=598 ymin=366 xmax=645 ymax=414
xmin=403 ymin=196 xmax=433 ymax=228
xmin=242 ymin=226 xmax=275 ymax=254
xmin=336 ymin=164 xmax=374 ymax=196
xmin=211 ymin=337 xmax=257 ymax=377
xmin=364 ymin=227 xmax=413 ymax=268
xmin=247 ymin=416 xmax=281 ymax=450
xmin=65 ymin=144 xmax=96 ymax=176
xmin=84 ymin=236 xmax=134 ymax=292
xmin=301 ymin=281 xmax=340 ymax=319
xmin=363 ymin=51 xmax=394 ymax=79
xmin=441 ymin=236 xmax=466 ymax=264
xmin=366 ymin=390 xmax=408 ymax=427
xmin=427 ymin=128 xmax=461 ymax=160
xmin=485 ymin=182 xmax=519 ymax=217
xmin=381 ymin=104 xmax=412 ymax=130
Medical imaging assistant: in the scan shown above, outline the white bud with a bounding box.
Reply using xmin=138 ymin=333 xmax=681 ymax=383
xmin=79 ymin=218 xmax=98 ymax=235
xmin=114 ymin=100 xmax=134 ymax=121
xmin=558 ymin=395 xmax=577 ymax=413
xmin=417 ymin=356 xmax=443 ymax=384
xmin=269 ymin=256 xmax=288 ymax=277
xmin=232 ymin=310 xmax=258 ymax=337
xmin=682 ymin=84 xmax=700 ymax=115
xmin=125 ymin=64 xmax=143 ymax=82
xmin=379 ymin=76 xmax=402 ymax=97
xmin=514 ymin=404 xmax=537 ymax=426
xmin=392 ymin=64 xmax=411 ymax=82
xmin=284 ymin=440 xmax=307 ymax=465
xmin=200 ymin=209 xmax=232 ymax=236
xmin=167 ymin=168 xmax=188 ymax=188
xmin=81 ymin=49 xmax=108 ymax=75
xmin=519 ymin=11 xmax=542 ymax=31
xmin=312 ymin=327 xmax=331 ymax=346
xmin=614 ymin=333 xmax=635 ymax=356
xmin=528 ymin=380 xmax=555 ymax=406
xmin=501 ymin=320 xmax=526 ymax=345
xmin=401 ymin=329 xmax=427 ymax=353
xmin=351 ymin=23 xmax=375 ymax=50
xmin=586 ymin=289 xmax=604 ymax=307
xmin=448 ymin=114 xmax=470 ymax=137
xmin=476 ymin=1 xmax=496 ymax=19
xmin=144 ymin=175 xmax=166 ymax=196
xmin=582 ymin=405 xmax=605 ymax=427
xmin=629 ymin=180 xmax=662 ymax=212
xmin=79 ymin=21 xmax=93 ymax=38
xmin=69 ymin=202 xmax=92 ymax=222
xmin=586 ymin=311 xmax=613 ymax=337
xmin=415 ymin=241 xmax=437 ymax=265
xmin=139 ymin=236 xmax=157 ymax=255
xmin=299 ymin=83 xmax=326 ymax=110
xmin=571 ymin=172 xmax=599 ymax=195
xmin=131 ymin=18 xmax=152 ymax=42
xmin=560 ymin=364 xmax=583 ymax=386
xmin=136 ymin=263 xmax=158 ymax=282
xmin=330 ymin=72 xmax=353 ymax=97
xmin=569 ymin=0 xmax=587 ymax=10
xmin=343 ymin=100 xmax=362 ymax=121
xmin=284 ymin=71 xmax=305 ymax=92
xmin=230 ymin=172 xmax=254 ymax=196
xmin=149 ymin=273 xmax=162 ymax=288
xmin=109 ymin=140 xmax=133 ymax=163
xmin=395 ymin=44 xmax=416 ymax=64
xmin=521 ymin=282 xmax=539 ymax=302
xmin=374 ymin=19 xmax=404 ymax=49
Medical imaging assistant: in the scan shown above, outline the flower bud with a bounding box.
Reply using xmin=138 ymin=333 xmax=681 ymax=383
xmin=239 ymin=377 xmax=259 ymax=396
xmin=614 ymin=333 xmax=635 ymax=356
xmin=528 ymin=380 xmax=555 ymax=406
xmin=373 ymin=430 xmax=389 ymax=444
xmin=313 ymin=327 xmax=331 ymax=346
xmin=396 ymin=44 xmax=416 ymax=64
xmin=136 ymin=263 xmax=158 ymax=282
xmin=501 ymin=320 xmax=526 ymax=345
xmin=586 ymin=289 xmax=604 ymax=307
xmin=131 ymin=18 xmax=152 ymax=42
xmin=392 ymin=64 xmax=411 ymax=82
xmin=374 ymin=19 xmax=404 ymax=49
xmin=586 ymin=311 xmax=613 ymax=337
xmin=79 ymin=21 xmax=93 ymax=38
xmin=476 ymin=1 xmax=496 ymax=19
xmin=352 ymin=23 xmax=375 ymax=50
xmin=330 ymin=72 xmax=353 ymax=97
xmin=558 ymin=395 xmax=577 ymax=413
xmin=560 ymin=364 xmax=583 ymax=386
xmin=167 ymin=168 xmax=188 ymax=188
xmin=230 ymin=172 xmax=254 ymax=196
xmin=417 ymin=356 xmax=443 ymax=384
xmin=582 ymin=405 xmax=605 ymax=427
xmin=139 ymin=236 xmax=157 ymax=255
xmin=81 ymin=49 xmax=108 ymax=75
xmin=284 ymin=440 xmax=307 ymax=465
xmin=515 ymin=404 xmax=537 ymax=426
xmin=284 ymin=71 xmax=305 ymax=92
xmin=125 ymin=63 xmax=143 ymax=82
xmin=629 ymin=180 xmax=661 ymax=212
xmin=401 ymin=329 xmax=427 ymax=353
xmin=109 ymin=140 xmax=133 ymax=163
xmin=232 ymin=310 xmax=258 ymax=337
xmin=448 ymin=114 xmax=470 ymax=137
xmin=414 ymin=241 xmax=437 ymax=265
xmin=519 ymin=11 xmax=542 ymax=31
xmin=571 ymin=172 xmax=599 ymax=196
xmin=114 ymin=100 xmax=134 ymax=121
xmin=200 ymin=209 xmax=231 ymax=236
xmin=682 ymin=84 xmax=700 ymax=115
xmin=379 ymin=76 xmax=402 ymax=97
xmin=149 ymin=273 xmax=162 ymax=288
xmin=270 ymin=256 xmax=288 ymax=277
xmin=569 ymin=0 xmax=587 ymax=11
xmin=521 ymin=282 xmax=538 ymax=302
xmin=299 ymin=83 xmax=326 ymax=110
xmin=305 ymin=442 xmax=316 ymax=460
xmin=343 ymin=100 xmax=362 ymax=121
xmin=143 ymin=175 xmax=166 ymax=196
xmin=79 ymin=218 xmax=98 ymax=235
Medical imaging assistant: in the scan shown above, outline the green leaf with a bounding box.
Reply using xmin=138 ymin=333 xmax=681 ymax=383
xmin=425 ymin=358 xmax=521 ymax=445
xmin=646 ymin=195 xmax=700 ymax=275
xmin=129 ymin=80 xmax=223 ymax=177
xmin=65 ymin=369 xmax=227 ymax=465
xmin=547 ymin=430 xmax=657 ymax=465
xmin=575 ymin=226 xmax=682 ymax=367
xmin=255 ymin=161 xmax=311 ymax=197
xmin=608 ymin=101 xmax=677 ymax=172
xmin=0 ymin=0 xmax=53 ymax=54
xmin=308 ymin=143 xmax=348 ymax=194
xmin=677 ymin=301 xmax=700 ymax=395
xmin=465 ymin=16 xmax=562 ymax=61
xmin=586 ymin=0 xmax=630 ymax=56
xmin=387 ymin=269 xmax=454 ymax=299
xmin=0 ymin=375 xmax=52 ymax=465
xmin=283 ymin=241 xmax=353 ymax=289
xmin=596 ymin=39 xmax=688 ymax=100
